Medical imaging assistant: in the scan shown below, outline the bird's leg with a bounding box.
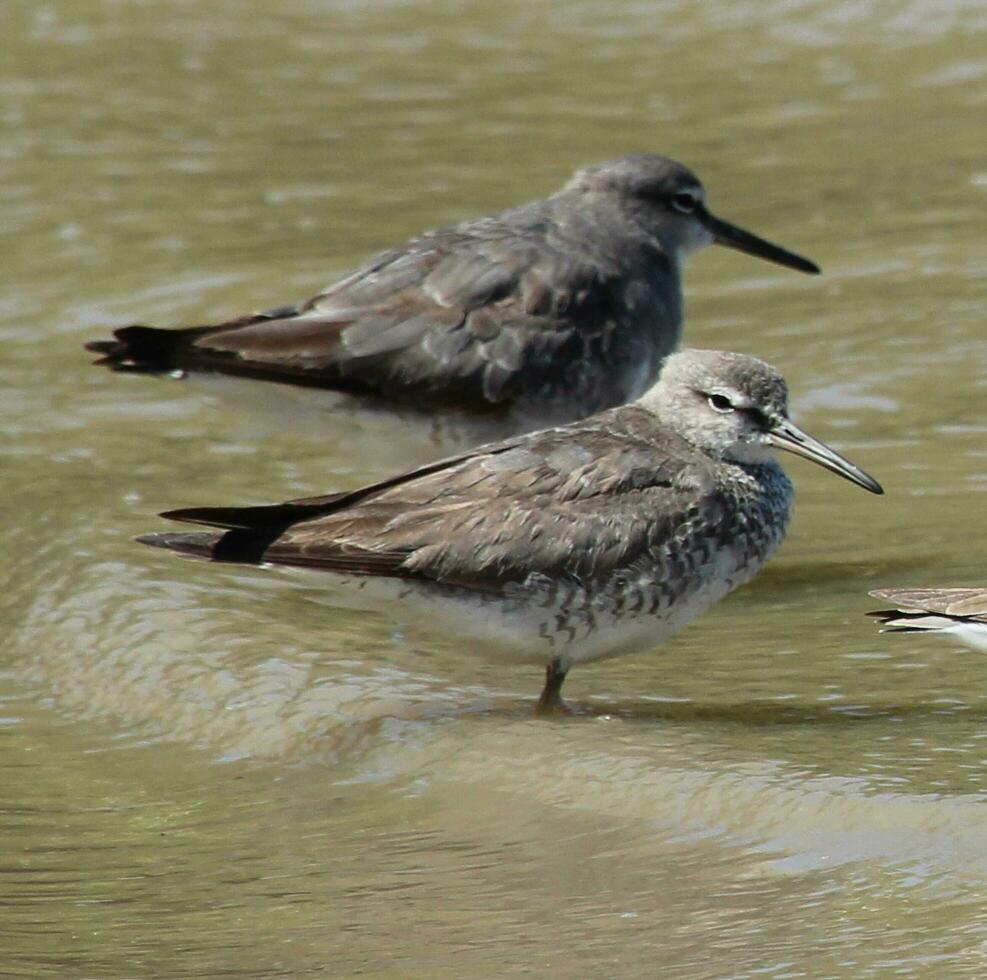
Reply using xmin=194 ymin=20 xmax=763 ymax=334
xmin=535 ymin=657 xmax=570 ymax=716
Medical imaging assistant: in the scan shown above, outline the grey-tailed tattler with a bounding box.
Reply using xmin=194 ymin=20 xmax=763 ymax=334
xmin=136 ymin=349 xmax=881 ymax=713
xmin=869 ymin=589 xmax=987 ymax=652
xmin=87 ymin=155 xmax=819 ymax=424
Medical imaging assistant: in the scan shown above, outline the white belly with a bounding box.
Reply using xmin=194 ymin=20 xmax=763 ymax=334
xmin=275 ymin=541 xmax=771 ymax=671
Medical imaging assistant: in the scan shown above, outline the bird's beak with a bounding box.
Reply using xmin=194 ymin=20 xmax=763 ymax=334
xmin=699 ymin=205 xmax=821 ymax=275
xmin=767 ymin=418 xmax=883 ymax=494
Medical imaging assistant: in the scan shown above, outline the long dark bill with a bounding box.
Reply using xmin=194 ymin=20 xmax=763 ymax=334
xmin=700 ymin=207 xmax=821 ymax=275
xmin=768 ymin=419 xmax=883 ymax=494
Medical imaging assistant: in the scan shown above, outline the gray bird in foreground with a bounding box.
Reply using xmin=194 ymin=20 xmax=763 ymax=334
xmin=87 ymin=155 xmax=819 ymax=424
xmin=869 ymin=589 xmax=987 ymax=652
xmin=138 ymin=350 xmax=881 ymax=713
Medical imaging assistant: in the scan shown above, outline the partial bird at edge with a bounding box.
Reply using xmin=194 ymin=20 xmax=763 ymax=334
xmin=868 ymin=588 xmax=987 ymax=653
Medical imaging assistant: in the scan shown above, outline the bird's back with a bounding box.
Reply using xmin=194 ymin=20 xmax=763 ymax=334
xmin=88 ymin=190 xmax=684 ymax=421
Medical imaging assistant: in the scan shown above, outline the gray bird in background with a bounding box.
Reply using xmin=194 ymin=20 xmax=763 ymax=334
xmin=137 ymin=349 xmax=880 ymax=713
xmin=87 ymin=155 xmax=819 ymax=424
xmin=869 ymin=589 xmax=987 ymax=652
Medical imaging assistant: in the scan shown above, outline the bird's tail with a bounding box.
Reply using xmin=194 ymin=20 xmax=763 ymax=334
xmin=138 ymin=497 xmax=347 ymax=565
xmin=137 ymin=530 xmax=228 ymax=560
xmin=85 ymin=324 xmax=212 ymax=372
xmin=85 ymin=307 xmax=300 ymax=373
xmin=138 ymin=523 xmax=284 ymax=565
xmin=867 ymin=609 xmax=949 ymax=634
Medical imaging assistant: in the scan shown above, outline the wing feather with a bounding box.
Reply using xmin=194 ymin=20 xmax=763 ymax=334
xmin=151 ymin=406 xmax=726 ymax=594
xmin=91 ymin=197 xmax=674 ymax=411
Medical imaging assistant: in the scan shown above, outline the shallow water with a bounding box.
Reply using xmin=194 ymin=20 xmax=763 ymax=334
xmin=3 ymin=0 xmax=987 ymax=975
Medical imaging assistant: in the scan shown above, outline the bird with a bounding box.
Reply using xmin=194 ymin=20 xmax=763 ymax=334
xmin=87 ymin=155 xmax=820 ymax=424
xmin=868 ymin=589 xmax=987 ymax=652
xmin=136 ymin=349 xmax=882 ymax=713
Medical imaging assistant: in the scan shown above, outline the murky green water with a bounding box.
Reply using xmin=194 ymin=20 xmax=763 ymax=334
xmin=3 ymin=0 xmax=987 ymax=975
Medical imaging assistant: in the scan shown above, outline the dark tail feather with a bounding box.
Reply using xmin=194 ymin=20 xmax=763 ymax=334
xmin=138 ymin=525 xmax=285 ymax=565
xmin=145 ymin=499 xmax=338 ymax=565
xmin=162 ymin=503 xmax=305 ymax=531
xmin=137 ymin=531 xmax=226 ymax=560
xmin=867 ymin=609 xmax=933 ymax=634
xmin=161 ymin=498 xmax=346 ymax=530
xmin=85 ymin=307 xmax=300 ymax=373
xmin=85 ymin=325 xmax=207 ymax=372
xmin=866 ymin=609 xmax=896 ymax=621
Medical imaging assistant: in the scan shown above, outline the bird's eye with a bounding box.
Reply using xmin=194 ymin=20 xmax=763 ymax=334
xmin=671 ymin=191 xmax=699 ymax=214
xmin=707 ymin=393 xmax=734 ymax=413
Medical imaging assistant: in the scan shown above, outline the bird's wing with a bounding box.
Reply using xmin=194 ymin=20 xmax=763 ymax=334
xmin=152 ymin=406 xmax=726 ymax=593
xmin=186 ymin=213 xmax=641 ymax=405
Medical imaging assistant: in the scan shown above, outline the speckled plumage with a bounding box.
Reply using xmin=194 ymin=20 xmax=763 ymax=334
xmin=87 ymin=155 xmax=818 ymax=423
xmin=139 ymin=350 xmax=882 ymax=709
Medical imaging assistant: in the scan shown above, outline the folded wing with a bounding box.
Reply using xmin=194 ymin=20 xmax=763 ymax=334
xmin=140 ymin=406 xmax=724 ymax=594
xmin=89 ymin=209 xmax=654 ymax=411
